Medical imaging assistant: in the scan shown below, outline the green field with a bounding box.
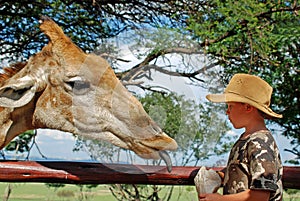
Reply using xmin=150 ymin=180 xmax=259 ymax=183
xmin=0 ymin=183 xmax=199 ymax=201
xmin=0 ymin=183 xmax=299 ymax=201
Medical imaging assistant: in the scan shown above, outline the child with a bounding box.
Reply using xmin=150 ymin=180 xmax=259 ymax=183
xmin=198 ymin=73 xmax=283 ymax=201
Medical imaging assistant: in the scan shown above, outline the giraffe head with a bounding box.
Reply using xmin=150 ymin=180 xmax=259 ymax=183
xmin=0 ymin=16 xmax=177 ymax=171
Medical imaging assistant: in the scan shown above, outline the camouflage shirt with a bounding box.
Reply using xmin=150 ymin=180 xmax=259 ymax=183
xmin=223 ymin=130 xmax=283 ymax=201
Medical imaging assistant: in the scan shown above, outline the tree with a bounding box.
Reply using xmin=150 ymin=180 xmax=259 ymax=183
xmin=1 ymin=1 xmax=299 ymax=200
xmin=1 ymin=0 xmax=299 ymax=189
xmin=0 ymin=0 xmax=194 ymax=62
xmin=185 ymin=0 xmax=300 ymax=160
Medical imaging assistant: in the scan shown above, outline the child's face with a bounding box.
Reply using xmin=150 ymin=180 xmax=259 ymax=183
xmin=226 ymin=102 xmax=248 ymax=129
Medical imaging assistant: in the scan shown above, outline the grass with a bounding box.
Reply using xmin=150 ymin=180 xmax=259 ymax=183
xmin=0 ymin=183 xmax=114 ymax=201
xmin=0 ymin=182 xmax=299 ymax=201
xmin=0 ymin=183 xmax=199 ymax=201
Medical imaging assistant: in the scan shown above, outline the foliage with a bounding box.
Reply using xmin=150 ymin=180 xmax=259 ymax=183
xmin=0 ymin=0 xmax=191 ymax=62
xmin=76 ymin=184 xmax=99 ymax=201
xmin=45 ymin=183 xmax=66 ymax=191
xmin=2 ymin=1 xmax=298 ymax=147
xmin=4 ymin=130 xmax=36 ymax=153
xmin=284 ymin=146 xmax=300 ymax=165
xmin=186 ymin=0 xmax=300 ymax=161
xmin=109 ymin=184 xmax=171 ymax=201
xmin=57 ymin=189 xmax=75 ymax=198
xmin=1 ymin=1 xmax=299 ymax=151
xmin=45 ymin=183 xmax=98 ymax=200
xmin=284 ymin=189 xmax=300 ymax=201
xmin=0 ymin=0 xmax=115 ymax=61
xmin=139 ymin=92 xmax=231 ymax=166
xmin=1 ymin=0 xmax=300 ymax=199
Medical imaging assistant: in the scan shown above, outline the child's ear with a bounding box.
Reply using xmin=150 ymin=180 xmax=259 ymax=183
xmin=245 ymin=104 xmax=253 ymax=111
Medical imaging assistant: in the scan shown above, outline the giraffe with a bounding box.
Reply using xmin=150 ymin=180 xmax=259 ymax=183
xmin=0 ymin=16 xmax=177 ymax=171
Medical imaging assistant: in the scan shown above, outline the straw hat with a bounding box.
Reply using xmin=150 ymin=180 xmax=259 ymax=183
xmin=206 ymin=73 xmax=282 ymax=118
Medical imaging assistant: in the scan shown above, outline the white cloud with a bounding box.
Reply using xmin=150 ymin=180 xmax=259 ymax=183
xmin=30 ymin=129 xmax=90 ymax=161
xmin=36 ymin=129 xmax=75 ymax=141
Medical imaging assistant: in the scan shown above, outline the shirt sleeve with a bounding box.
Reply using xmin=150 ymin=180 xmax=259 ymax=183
xmin=247 ymin=134 xmax=281 ymax=192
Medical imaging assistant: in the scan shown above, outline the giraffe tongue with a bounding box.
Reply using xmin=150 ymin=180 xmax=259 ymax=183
xmin=159 ymin=150 xmax=172 ymax=173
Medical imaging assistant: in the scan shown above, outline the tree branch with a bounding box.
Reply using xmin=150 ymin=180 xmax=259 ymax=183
xmin=119 ymin=47 xmax=204 ymax=81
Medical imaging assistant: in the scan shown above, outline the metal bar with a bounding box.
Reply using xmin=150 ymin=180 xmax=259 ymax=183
xmin=0 ymin=161 xmax=298 ymax=189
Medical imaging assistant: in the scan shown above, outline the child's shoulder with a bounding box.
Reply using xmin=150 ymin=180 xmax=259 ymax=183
xmin=249 ymin=130 xmax=273 ymax=140
xmin=248 ymin=130 xmax=278 ymax=149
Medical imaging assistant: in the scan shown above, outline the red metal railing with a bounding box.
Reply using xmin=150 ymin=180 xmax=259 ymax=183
xmin=0 ymin=161 xmax=299 ymax=189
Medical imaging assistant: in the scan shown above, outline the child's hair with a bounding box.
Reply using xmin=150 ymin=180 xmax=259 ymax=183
xmin=258 ymin=110 xmax=272 ymax=119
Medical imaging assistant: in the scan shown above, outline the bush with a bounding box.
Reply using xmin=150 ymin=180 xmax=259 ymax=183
xmin=57 ymin=189 xmax=75 ymax=198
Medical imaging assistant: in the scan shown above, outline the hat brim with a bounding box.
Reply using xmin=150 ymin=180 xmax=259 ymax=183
xmin=206 ymin=93 xmax=282 ymax=119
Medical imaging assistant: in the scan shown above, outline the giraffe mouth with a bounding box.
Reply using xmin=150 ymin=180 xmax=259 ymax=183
xmin=70 ymin=120 xmax=174 ymax=172
xmin=136 ymin=142 xmax=173 ymax=172
xmin=71 ymin=113 xmax=175 ymax=168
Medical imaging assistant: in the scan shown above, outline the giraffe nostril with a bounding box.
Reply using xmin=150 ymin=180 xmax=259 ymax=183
xmin=151 ymin=124 xmax=162 ymax=135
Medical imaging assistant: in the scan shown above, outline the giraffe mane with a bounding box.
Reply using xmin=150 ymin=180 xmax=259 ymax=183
xmin=0 ymin=62 xmax=27 ymax=84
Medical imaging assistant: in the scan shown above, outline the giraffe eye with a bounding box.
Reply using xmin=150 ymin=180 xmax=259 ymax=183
xmin=65 ymin=77 xmax=91 ymax=95
xmin=70 ymin=81 xmax=90 ymax=95
xmin=72 ymin=80 xmax=90 ymax=90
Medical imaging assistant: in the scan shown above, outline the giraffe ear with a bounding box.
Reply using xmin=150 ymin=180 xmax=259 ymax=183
xmin=0 ymin=76 xmax=37 ymax=108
